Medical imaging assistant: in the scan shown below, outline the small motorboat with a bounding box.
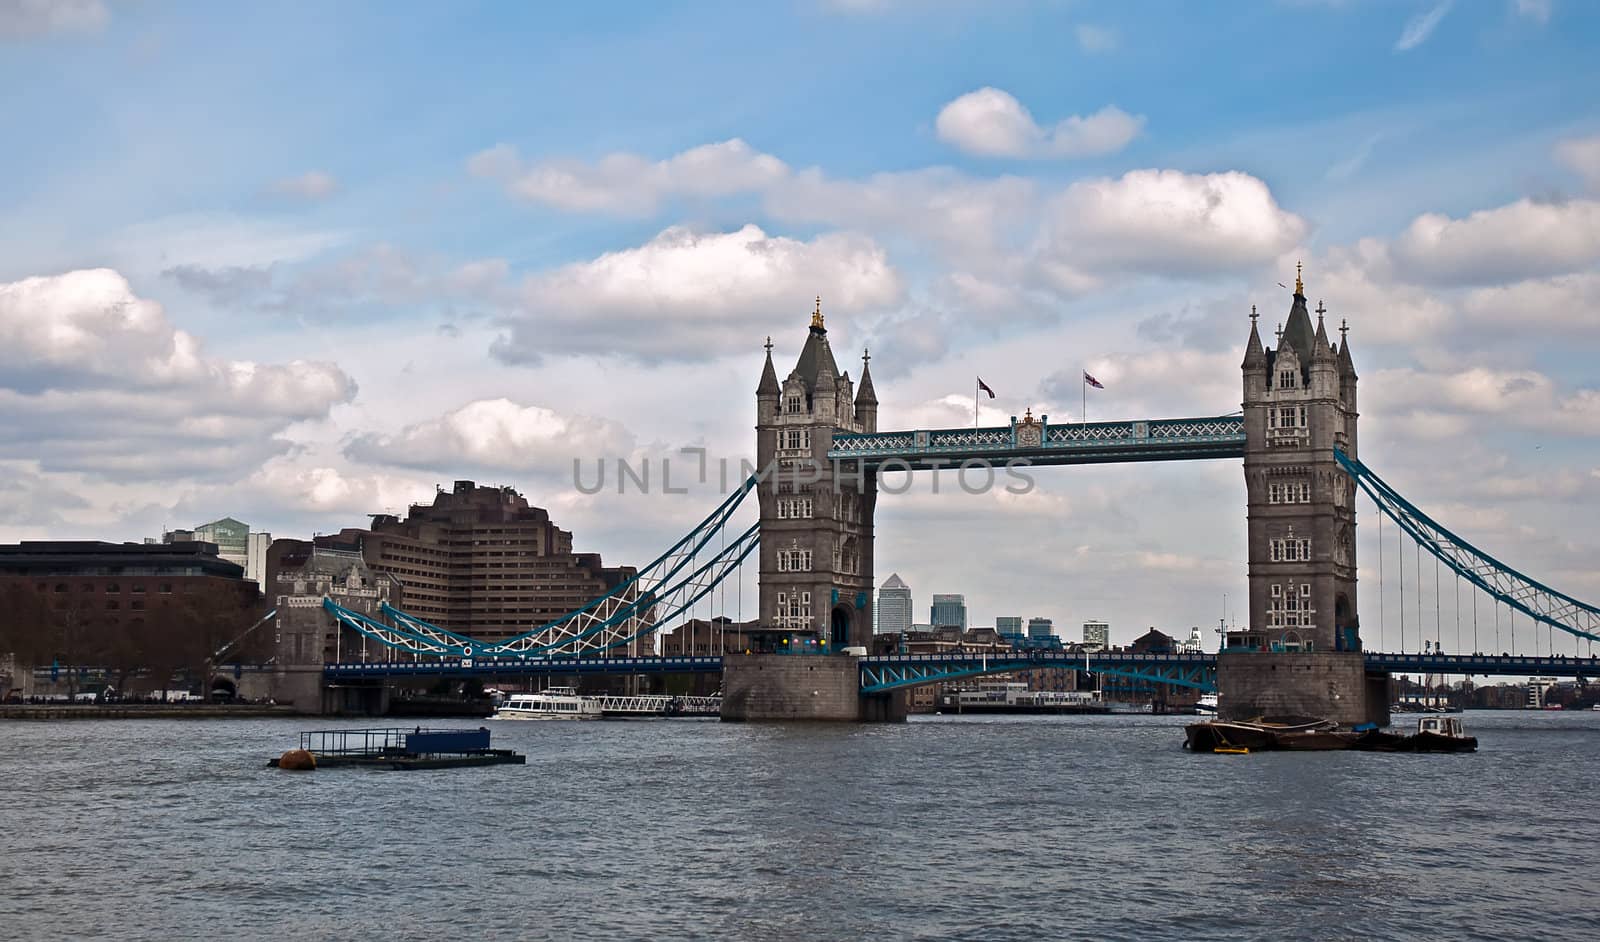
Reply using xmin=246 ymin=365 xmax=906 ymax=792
xmin=1356 ymin=715 xmax=1477 ymax=753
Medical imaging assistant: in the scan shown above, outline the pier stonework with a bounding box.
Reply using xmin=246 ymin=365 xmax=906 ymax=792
xmin=1230 ymin=270 xmax=1388 ymax=721
xmin=755 ymin=301 xmax=878 ymax=650
xmin=1217 ymin=653 xmax=1389 ymax=727
xmin=720 ymin=654 xmax=866 ymax=721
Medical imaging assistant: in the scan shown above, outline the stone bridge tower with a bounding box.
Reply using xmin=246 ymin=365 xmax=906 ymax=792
xmin=755 ymin=299 xmax=878 ymax=648
xmin=1241 ymin=266 xmax=1361 ymax=654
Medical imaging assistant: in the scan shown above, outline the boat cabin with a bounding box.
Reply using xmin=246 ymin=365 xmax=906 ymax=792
xmin=1417 ymin=716 xmax=1465 ymax=738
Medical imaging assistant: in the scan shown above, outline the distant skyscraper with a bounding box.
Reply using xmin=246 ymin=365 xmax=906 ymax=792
xmin=1082 ymin=619 xmax=1110 ymax=652
xmin=876 ymin=573 xmax=913 ymax=635
xmin=996 ymin=616 xmax=1022 ymax=635
xmin=162 ymin=516 xmax=272 ymax=591
xmin=931 ymin=594 xmax=967 ymax=630
xmin=1028 ymin=617 xmax=1054 ymax=640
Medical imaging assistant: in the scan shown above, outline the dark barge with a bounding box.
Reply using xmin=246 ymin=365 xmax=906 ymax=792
xmin=1184 ymin=715 xmax=1478 ymax=754
xmin=269 ymin=727 xmax=526 ymax=770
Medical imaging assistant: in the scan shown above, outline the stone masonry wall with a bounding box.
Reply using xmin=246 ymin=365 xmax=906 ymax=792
xmin=1218 ymin=651 xmax=1386 ymax=727
xmin=721 ymin=654 xmax=862 ymax=721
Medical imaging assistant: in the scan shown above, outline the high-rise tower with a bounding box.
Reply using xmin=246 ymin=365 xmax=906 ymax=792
xmin=755 ymin=299 xmax=878 ymax=647
xmin=1241 ymin=267 xmax=1361 ymax=652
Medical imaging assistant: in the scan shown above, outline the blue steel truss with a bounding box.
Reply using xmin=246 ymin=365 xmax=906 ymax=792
xmin=318 ymin=650 xmax=1600 ymax=682
xmin=858 ymin=651 xmax=1219 ymax=694
xmin=828 ymin=415 xmax=1244 ymax=469
xmin=1336 ymin=450 xmax=1600 ymax=644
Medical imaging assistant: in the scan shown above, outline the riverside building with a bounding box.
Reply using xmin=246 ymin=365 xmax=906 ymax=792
xmin=270 ymin=480 xmax=635 ymax=646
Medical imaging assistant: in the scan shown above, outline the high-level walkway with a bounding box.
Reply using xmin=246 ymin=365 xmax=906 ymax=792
xmin=828 ymin=415 xmax=1245 ymax=469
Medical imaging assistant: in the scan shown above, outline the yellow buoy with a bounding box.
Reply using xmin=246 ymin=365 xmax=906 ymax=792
xmin=277 ymin=748 xmax=317 ymax=771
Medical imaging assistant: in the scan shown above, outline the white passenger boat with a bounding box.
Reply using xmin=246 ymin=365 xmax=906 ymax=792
xmin=493 ymin=687 xmax=602 ymax=720
xmin=1195 ymin=693 xmax=1219 ymax=716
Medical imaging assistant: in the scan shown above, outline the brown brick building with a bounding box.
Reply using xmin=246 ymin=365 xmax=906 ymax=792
xmin=269 ymin=480 xmax=636 ymax=645
xmin=0 ymin=541 xmax=263 ymax=691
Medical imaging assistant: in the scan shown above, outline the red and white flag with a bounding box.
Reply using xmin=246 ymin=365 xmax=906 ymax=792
xmin=1083 ymin=371 xmax=1104 ymax=389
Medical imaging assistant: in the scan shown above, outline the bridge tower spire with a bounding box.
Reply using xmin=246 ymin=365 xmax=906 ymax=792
xmin=1241 ymin=275 xmax=1360 ymax=655
xmin=755 ymin=299 xmax=877 ymax=649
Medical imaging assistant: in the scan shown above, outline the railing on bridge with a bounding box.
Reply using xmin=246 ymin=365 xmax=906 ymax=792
xmin=323 ymin=655 xmax=726 ymax=680
xmin=320 ymin=650 xmax=1599 ymax=689
xmin=828 ymin=415 xmax=1245 ymax=467
xmin=859 ymin=651 xmax=1219 ymax=694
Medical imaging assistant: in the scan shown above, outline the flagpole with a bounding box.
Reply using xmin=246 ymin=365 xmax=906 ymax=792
xmin=1082 ymin=372 xmax=1087 ymax=425
xmin=974 ymin=378 xmax=979 ymax=428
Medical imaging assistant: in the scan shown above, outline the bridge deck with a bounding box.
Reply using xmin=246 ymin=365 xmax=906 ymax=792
xmin=324 ymin=651 xmax=1598 ymax=685
xmin=827 ymin=415 xmax=1245 ymax=469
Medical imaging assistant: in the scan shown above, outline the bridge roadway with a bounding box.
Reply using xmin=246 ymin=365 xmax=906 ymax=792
xmin=324 ymin=650 xmax=1598 ymax=691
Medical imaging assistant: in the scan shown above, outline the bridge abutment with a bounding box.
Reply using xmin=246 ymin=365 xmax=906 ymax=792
xmin=720 ymin=654 xmax=903 ymax=722
xmin=1218 ymin=652 xmax=1388 ymax=727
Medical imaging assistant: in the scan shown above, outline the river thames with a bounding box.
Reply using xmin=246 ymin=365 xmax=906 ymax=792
xmin=2 ymin=710 xmax=1595 ymax=941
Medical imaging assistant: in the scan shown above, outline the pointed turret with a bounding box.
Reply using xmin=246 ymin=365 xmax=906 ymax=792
xmin=1337 ymin=318 xmax=1358 ymax=379
xmin=1280 ymin=289 xmax=1316 ymax=364
xmin=791 ymin=296 xmax=841 ymax=394
xmin=757 ymin=336 xmax=780 ymax=396
xmin=855 ymin=348 xmax=878 ymax=432
xmin=856 ymin=349 xmax=878 ymax=406
xmin=1242 ymin=305 xmax=1266 ymax=370
xmin=1312 ymin=301 xmax=1335 ymax=362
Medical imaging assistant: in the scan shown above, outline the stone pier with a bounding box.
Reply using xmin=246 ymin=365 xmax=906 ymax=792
xmin=1217 ymin=651 xmax=1389 ymax=727
xmin=720 ymin=654 xmax=904 ymax=722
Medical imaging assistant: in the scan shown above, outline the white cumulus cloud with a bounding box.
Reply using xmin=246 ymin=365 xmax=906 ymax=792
xmin=935 ymin=88 xmax=1144 ymax=159
xmin=1036 ymin=169 xmax=1308 ymax=284
xmin=1390 ymin=198 xmax=1600 ymax=285
xmin=493 ymin=224 xmax=902 ymax=363
xmin=0 ymin=269 xmax=357 ymax=479
xmin=345 ymin=398 xmax=636 ymax=474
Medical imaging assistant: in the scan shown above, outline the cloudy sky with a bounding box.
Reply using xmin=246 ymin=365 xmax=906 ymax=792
xmin=3 ymin=0 xmax=1597 ymax=651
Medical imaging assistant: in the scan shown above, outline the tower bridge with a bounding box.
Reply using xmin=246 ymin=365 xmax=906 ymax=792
xmin=293 ymin=274 xmax=1599 ymax=721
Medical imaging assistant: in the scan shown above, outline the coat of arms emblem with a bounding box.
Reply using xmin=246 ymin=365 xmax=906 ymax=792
xmin=1015 ymin=408 xmax=1043 ymax=448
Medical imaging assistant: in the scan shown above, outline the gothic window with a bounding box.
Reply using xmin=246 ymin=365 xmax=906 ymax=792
xmin=1279 ymin=370 xmax=1296 ymax=389
xmin=1270 ymin=584 xmax=1282 ymax=598
xmin=1269 ymin=481 xmax=1312 ymax=504
xmin=775 ymin=590 xmax=812 ymax=628
xmin=1301 ymin=584 xmax=1312 ymax=597
xmin=777 ymin=549 xmax=812 ymax=572
xmin=1269 ymin=538 xmax=1313 ymax=562
xmin=785 ymin=395 xmax=802 ymax=415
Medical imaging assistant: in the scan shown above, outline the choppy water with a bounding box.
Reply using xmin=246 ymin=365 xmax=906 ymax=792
xmin=2 ymin=711 xmax=1596 ymax=941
